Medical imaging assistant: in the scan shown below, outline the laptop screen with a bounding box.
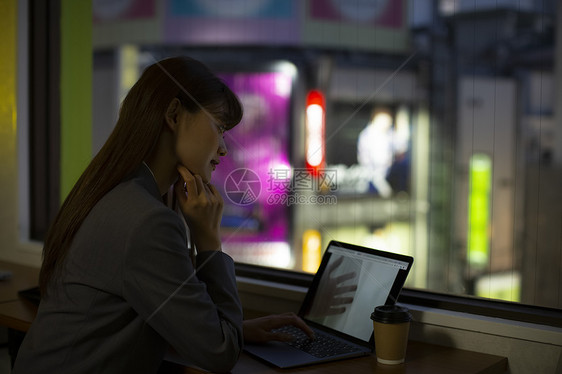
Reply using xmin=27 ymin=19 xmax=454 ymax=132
xmin=302 ymin=242 xmax=411 ymax=342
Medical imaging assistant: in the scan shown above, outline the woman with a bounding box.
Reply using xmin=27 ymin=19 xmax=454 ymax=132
xmin=13 ymin=56 xmax=311 ymax=374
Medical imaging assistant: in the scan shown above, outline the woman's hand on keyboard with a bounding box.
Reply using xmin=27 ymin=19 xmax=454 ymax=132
xmin=243 ymin=313 xmax=315 ymax=343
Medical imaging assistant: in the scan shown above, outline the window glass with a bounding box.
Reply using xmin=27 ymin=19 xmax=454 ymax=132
xmin=77 ymin=0 xmax=562 ymax=312
xmin=215 ymin=70 xmax=293 ymax=268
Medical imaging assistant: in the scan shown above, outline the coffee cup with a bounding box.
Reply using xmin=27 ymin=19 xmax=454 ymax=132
xmin=370 ymin=305 xmax=411 ymax=365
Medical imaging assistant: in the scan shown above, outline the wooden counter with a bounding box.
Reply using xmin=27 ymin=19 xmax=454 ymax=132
xmin=0 ymin=261 xmax=507 ymax=373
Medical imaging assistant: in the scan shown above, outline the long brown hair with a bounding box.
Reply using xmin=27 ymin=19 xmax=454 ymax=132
xmin=40 ymin=56 xmax=243 ymax=295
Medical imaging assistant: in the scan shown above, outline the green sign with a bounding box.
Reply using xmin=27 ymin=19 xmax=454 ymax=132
xmin=467 ymin=154 xmax=492 ymax=268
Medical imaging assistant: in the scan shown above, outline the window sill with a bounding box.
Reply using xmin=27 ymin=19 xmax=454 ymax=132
xmin=235 ymin=263 xmax=562 ymax=329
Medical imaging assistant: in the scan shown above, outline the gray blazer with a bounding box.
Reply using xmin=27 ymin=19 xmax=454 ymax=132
xmin=13 ymin=164 xmax=243 ymax=374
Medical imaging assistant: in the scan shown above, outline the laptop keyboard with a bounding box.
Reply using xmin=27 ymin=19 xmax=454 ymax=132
xmin=273 ymin=325 xmax=362 ymax=359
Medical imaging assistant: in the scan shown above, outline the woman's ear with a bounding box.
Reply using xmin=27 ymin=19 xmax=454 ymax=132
xmin=165 ymin=98 xmax=182 ymax=131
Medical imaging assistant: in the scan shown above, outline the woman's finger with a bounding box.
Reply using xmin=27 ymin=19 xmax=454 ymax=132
xmin=177 ymin=165 xmax=198 ymax=197
xmin=287 ymin=316 xmax=315 ymax=339
xmin=192 ymin=174 xmax=207 ymax=197
xmin=206 ymin=183 xmax=223 ymax=205
xmin=271 ymin=313 xmax=315 ymax=340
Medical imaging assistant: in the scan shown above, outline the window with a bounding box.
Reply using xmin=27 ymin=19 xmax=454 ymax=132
xmin=25 ymin=0 xmax=561 ymax=318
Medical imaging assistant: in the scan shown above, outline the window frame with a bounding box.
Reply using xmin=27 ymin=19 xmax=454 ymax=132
xmin=28 ymin=0 xmax=61 ymax=241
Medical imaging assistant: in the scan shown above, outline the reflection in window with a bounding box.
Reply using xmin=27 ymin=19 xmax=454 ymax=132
xmin=85 ymin=0 xmax=561 ymax=311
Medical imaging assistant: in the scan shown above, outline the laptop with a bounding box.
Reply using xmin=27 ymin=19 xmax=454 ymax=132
xmin=244 ymin=240 xmax=414 ymax=368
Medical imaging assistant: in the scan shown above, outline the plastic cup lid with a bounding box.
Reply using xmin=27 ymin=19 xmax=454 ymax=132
xmin=370 ymin=304 xmax=412 ymax=323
